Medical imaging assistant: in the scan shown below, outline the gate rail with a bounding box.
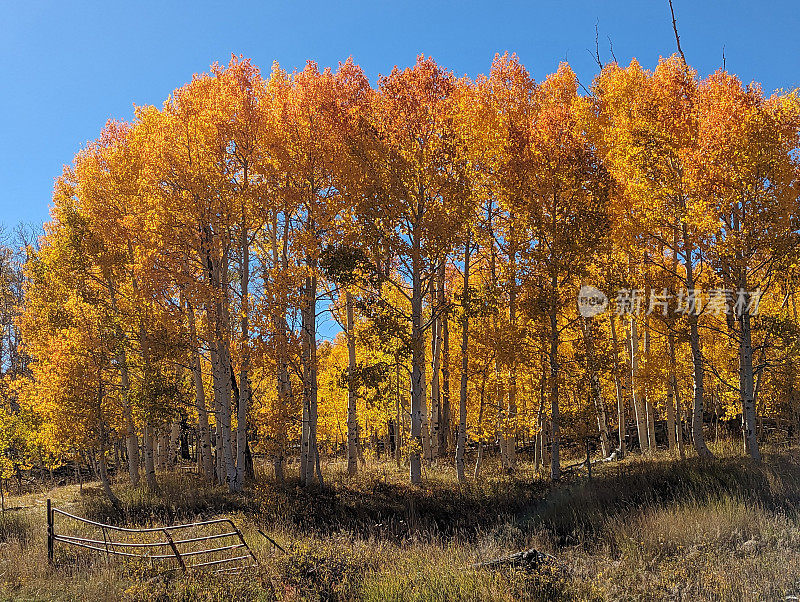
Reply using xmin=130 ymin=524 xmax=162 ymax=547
xmin=46 ymin=499 xmax=258 ymax=574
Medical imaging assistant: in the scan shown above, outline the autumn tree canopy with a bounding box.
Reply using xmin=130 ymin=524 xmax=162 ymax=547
xmin=5 ymin=53 xmax=800 ymax=496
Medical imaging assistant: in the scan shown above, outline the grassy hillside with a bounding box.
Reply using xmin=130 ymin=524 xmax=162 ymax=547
xmin=2 ymin=441 xmax=800 ymax=601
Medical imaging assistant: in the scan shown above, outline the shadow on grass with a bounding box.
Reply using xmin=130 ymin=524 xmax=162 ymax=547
xmin=77 ymin=448 xmax=800 ymax=548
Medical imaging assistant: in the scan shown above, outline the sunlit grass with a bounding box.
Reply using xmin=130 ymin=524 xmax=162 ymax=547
xmin=1 ymin=442 xmax=800 ymax=600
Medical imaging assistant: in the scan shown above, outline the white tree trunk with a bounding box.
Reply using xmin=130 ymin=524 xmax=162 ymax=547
xmin=143 ymin=422 xmax=158 ymax=491
xmin=108 ymin=278 xmax=139 ymax=486
xmin=739 ymin=295 xmax=760 ymax=460
xmin=270 ymin=215 xmax=290 ymax=483
xmin=187 ymin=301 xmax=214 ymax=483
xmin=118 ymin=348 xmax=139 ymax=486
xmin=609 ymin=314 xmax=626 ymax=457
xmin=629 ymin=318 xmax=648 ymax=453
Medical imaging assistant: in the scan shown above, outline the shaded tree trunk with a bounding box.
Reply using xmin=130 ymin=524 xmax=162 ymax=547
xmin=118 ymin=348 xmax=139 ymax=486
xmin=666 ymin=328 xmax=678 ymax=453
xmin=169 ymin=420 xmax=180 ymax=469
xmin=609 ymin=314 xmax=626 ymax=457
xmin=549 ymin=272 xmax=561 ymax=481
xmin=301 ymin=274 xmax=320 ymax=487
xmin=409 ymin=235 xmax=426 ymax=485
xmin=234 ymin=200 xmax=252 ymax=491
xmin=440 ymin=267 xmax=451 ymax=457
xmin=580 ymin=314 xmax=610 ymax=457
xmin=644 ymin=316 xmax=656 ymax=451
xmin=456 ymin=235 xmax=470 ymax=483
xmin=681 ymin=223 xmax=713 ymax=458
xmin=429 ymin=270 xmax=442 ymax=462
xmin=97 ymin=377 xmax=121 ymax=509
xmin=346 ymin=290 xmax=358 ymax=476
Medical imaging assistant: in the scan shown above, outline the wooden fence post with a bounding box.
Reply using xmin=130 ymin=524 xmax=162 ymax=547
xmin=47 ymin=499 xmax=54 ymax=564
xmin=585 ymin=439 xmax=592 ymax=481
xmin=162 ymin=529 xmax=187 ymax=573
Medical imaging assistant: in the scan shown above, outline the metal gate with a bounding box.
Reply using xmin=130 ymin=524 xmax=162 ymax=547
xmin=46 ymin=499 xmax=259 ymax=574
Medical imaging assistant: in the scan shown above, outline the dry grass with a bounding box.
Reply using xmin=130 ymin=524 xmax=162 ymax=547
xmin=0 ymin=442 xmax=799 ymax=600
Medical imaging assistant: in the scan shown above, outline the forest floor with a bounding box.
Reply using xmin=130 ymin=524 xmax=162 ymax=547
xmin=1 ymin=439 xmax=800 ymax=601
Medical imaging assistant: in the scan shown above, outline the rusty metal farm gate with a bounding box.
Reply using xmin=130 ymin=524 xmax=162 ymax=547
xmin=46 ymin=499 xmax=259 ymax=574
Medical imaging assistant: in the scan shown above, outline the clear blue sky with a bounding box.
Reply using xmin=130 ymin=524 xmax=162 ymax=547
xmin=2 ymin=0 xmax=799 ymax=231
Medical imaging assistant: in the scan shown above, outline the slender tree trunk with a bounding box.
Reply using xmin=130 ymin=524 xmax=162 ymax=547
xmin=301 ymin=274 xmax=320 ymax=487
xmin=169 ymin=420 xmax=180 ymax=469
xmin=410 ymin=249 xmax=426 ymax=484
xmin=207 ymin=253 xmax=236 ymax=488
xmin=273 ymin=357 xmax=290 ymax=484
xmin=609 ymin=315 xmax=626 ymax=457
xmin=440 ymin=267 xmax=451 ymax=457
xmin=314 ymin=437 xmax=324 ymax=486
xmin=580 ymin=314 xmax=610 ymax=457
xmin=666 ymin=328 xmax=678 ymax=453
xmin=187 ymin=301 xmax=214 ymax=483
xmin=270 ymin=215 xmax=290 ymax=483
xmin=219 ymin=341 xmax=237 ymax=488
xmin=300 ymin=384 xmax=310 ymax=482
xmin=456 ymin=235 xmax=470 ymax=483
xmin=143 ymin=422 xmax=158 ymax=492
xmin=549 ymin=272 xmax=561 ymax=481
xmin=507 ymin=240 xmax=518 ymax=473
xmin=739 ymin=296 xmax=760 ymax=460
xmin=202 ymin=228 xmax=236 ymax=488
xmin=212 ymin=339 xmax=235 ymax=488
xmin=159 ymin=428 xmax=169 ymax=471
xmin=535 ymin=354 xmax=547 ymax=471
xmin=629 ymin=318 xmax=647 ymax=453
xmin=429 ymin=271 xmax=442 ymax=462
xmin=676 ymin=382 xmax=685 ymax=459
xmin=682 ymin=241 xmax=713 ymax=458
xmin=118 ymin=348 xmax=139 ymax=486
xmin=487 ymin=233 xmax=509 ymax=471
xmin=644 ymin=316 xmax=656 ymax=450
xmin=234 ymin=201 xmax=251 ymax=491
xmin=395 ymin=358 xmax=403 ymax=467
xmin=346 ymin=290 xmax=358 ymax=476
xmin=107 ymin=279 xmax=139 ymax=487
xmin=97 ymin=446 xmax=120 ymax=510
xmin=669 ymin=243 xmax=685 ymax=459
xmin=97 ymin=376 xmax=121 ymax=509
xmin=136 ymin=305 xmax=158 ymax=494
xmin=474 ymin=373 xmax=487 ymax=480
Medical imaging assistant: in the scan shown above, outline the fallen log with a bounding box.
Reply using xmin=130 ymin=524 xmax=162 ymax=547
xmin=469 ymin=548 xmax=565 ymax=574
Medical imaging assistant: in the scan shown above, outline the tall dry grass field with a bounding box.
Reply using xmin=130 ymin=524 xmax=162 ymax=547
xmin=1 ymin=441 xmax=799 ymax=600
